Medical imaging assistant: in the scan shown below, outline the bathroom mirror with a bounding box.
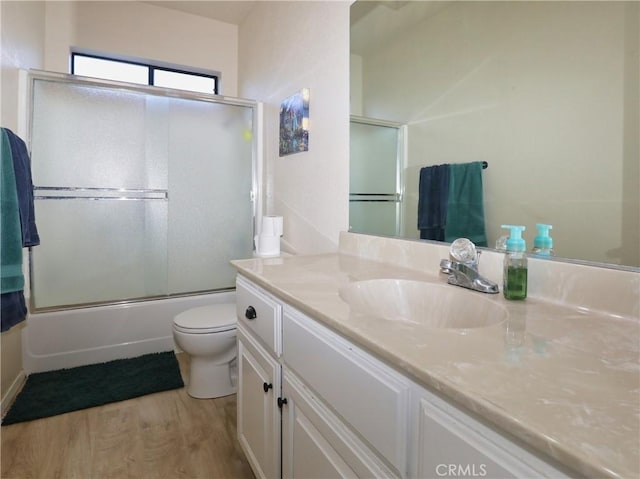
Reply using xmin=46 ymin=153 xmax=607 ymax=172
xmin=350 ymin=0 xmax=639 ymax=267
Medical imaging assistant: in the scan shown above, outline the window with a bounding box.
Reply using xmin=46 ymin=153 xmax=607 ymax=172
xmin=71 ymin=52 xmax=219 ymax=95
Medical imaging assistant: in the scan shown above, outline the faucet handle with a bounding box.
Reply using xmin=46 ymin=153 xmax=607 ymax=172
xmin=450 ymin=238 xmax=477 ymax=265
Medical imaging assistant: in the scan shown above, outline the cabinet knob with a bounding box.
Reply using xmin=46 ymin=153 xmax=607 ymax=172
xmin=263 ymin=382 xmax=273 ymax=393
xmin=245 ymin=306 xmax=257 ymax=320
xmin=277 ymin=397 xmax=288 ymax=409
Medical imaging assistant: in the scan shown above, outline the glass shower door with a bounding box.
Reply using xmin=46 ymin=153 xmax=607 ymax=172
xmin=165 ymin=97 xmax=253 ymax=295
xmin=28 ymin=73 xmax=255 ymax=310
xmin=30 ymin=79 xmax=169 ymax=309
xmin=349 ymin=118 xmax=404 ymax=236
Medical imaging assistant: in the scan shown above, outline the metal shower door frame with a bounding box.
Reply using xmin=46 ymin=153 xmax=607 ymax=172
xmin=22 ymin=69 xmax=262 ymax=312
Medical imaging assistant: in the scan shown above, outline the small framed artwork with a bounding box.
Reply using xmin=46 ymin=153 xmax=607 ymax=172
xmin=279 ymin=88 xmax=310 ymax=156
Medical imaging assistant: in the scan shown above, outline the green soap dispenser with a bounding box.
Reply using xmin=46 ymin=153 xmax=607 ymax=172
xmin=532 ymin=223 xmax=554 ymax=257
xmin=501 ymin=225 xmax=527 ymax=300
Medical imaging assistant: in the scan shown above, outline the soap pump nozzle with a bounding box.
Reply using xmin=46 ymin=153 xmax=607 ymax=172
xmin=500 ymin=225 xmax=526 ymax=252
xmin=532 ymin=223 xmax=554 ymax=256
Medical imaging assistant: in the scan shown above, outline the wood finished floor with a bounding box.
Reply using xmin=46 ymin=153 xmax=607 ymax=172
xmin=0 ymin=353 xmax=256 ymax=479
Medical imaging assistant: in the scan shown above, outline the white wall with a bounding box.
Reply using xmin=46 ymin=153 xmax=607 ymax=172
xmin=1 ymin=1 xmax=45 ymax=131
xmin=44 ymin=1 xmax=239 ymax=96
xmin=239 ymin=1 xmax=351 ymax=254
xmin=359 ymin=1 xmax=639 ymax=265
xmin=0 ymin=0 xmax=46 ymax=408
xmin=350 ymin=54 xmax=363 ymax=116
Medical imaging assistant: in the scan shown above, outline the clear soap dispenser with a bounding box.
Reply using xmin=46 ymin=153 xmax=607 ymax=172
xmin=501 ymin=225 xmax=527 ymax=300
xmin=532 ymin=223 xmax=554 ymax=257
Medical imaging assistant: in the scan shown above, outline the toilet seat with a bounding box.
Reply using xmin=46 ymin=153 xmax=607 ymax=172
xmin=173 ymin=303 xmax=237 ymax=334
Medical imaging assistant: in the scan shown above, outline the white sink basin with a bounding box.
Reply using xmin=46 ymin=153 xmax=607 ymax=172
xmin=339 ymin=279 xmax=508 ymax=329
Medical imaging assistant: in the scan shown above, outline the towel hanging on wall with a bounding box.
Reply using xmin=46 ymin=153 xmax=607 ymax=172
xmin=4 ymin=128 xmax=40 ymax=247
xmin=445 ymin=161 xmax=488 ymax=246
xmin=417 ymin=164 xmax=450 ymax=241
xmin=417 ymin=161 xmax=487 ymax=246
xmin=1 ymin=128 xmax=39 ymax=332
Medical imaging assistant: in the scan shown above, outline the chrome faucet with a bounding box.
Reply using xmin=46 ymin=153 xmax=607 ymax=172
xmin=440 ymin=239 xmax=499 ymax=294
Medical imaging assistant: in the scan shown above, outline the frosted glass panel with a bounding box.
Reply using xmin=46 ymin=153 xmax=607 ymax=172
xmin=31 ymin=200 xmax=167 ymax=309
xmin=350 ymin=122 xmax=399 ymax=194
xmin=31 ymin=80 xmax=168 ymax=190
xmin=349 ymin=201 xmax=399 ymax=237
xmin=350 ymin=120 xmax=402 ymax=237
xmin=167 ymin=98 xmax=254 ymax=294
xmin=29 ymin=74 xmax=255 ymax=310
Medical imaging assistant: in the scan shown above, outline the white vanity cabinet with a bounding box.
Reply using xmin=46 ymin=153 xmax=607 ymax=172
xmin=236 ymin=275 xmax=410 ymax=479
xmin=236 ymin=277 xmax=282 ymax=479
xmin=236 ymin=275 xmax=573 ymax=479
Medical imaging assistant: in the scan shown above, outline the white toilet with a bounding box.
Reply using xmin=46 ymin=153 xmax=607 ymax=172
xmin=172 ymin=303 xmax=237 ymax=399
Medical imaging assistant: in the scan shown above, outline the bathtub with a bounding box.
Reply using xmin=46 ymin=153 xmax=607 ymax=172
xmin=22 ymin=291 xmax=236 ymax=373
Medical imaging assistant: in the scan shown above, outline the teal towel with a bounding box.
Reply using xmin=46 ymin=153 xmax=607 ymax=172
xmin=1 ymin=129 xmax=25 ymax=294
xmin=445 ymin=161 xmax=487 ymax=247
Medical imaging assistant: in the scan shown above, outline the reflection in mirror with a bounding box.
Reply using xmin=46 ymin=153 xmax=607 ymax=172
xmin=350 ymin=1 xmax=639 ymax=267
xmin=349 ymin=116 xmax=405 ymax=237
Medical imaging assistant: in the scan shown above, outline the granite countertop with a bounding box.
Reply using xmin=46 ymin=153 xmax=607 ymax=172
xmin=231 ymin=252 xmax=639 ymax=479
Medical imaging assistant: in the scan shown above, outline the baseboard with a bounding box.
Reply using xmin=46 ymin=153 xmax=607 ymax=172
xmin=1 ymin=370 xmax=27 ymax=418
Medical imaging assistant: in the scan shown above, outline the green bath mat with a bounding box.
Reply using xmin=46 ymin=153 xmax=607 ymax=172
xmin=2 ymin=351 xmax=184 ymax=426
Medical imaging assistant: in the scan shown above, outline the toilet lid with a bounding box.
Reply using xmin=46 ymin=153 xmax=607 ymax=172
xmin=173 ymin=303 xmax=237 ymax=333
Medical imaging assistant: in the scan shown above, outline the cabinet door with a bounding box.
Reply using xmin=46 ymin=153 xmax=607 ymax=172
xmin=283 ymin=307 xmax=410 ymax=476
xmin=414 ymin=392 xmax=570 ymax=479
xmin=237 ymin=326 xmax=281 ymax=479
xmin=282 ymin=369 xmax=398 ymax=479
xmin=282 ymin=397 xmax=358 ymax=479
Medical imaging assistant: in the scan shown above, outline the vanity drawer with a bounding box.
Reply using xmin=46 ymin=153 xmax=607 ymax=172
xmin=282 ymin=306 xmax=410 ymax=476
xmin=236 ymin=275 xmax=282 ymax=356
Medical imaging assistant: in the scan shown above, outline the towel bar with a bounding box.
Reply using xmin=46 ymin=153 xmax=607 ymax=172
xmin=349 ymin=193 xmax=401 ymax=203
